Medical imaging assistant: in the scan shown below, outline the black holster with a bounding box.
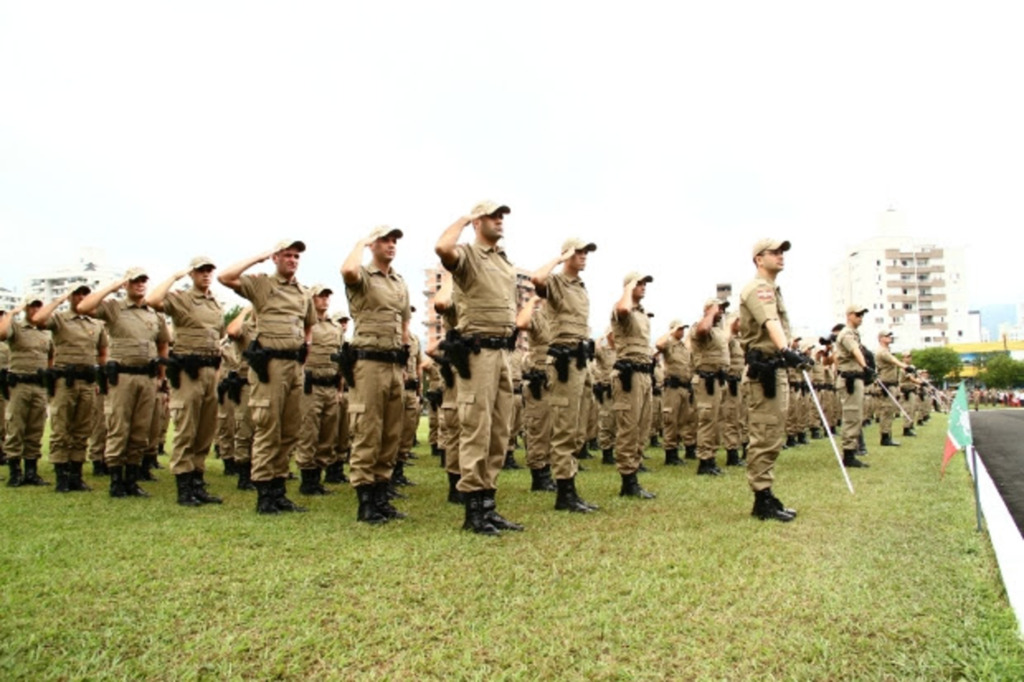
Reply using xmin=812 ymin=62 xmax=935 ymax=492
xmin=331 ymin=343 xmax=357 ymax=389
xmin=303 ymin=372 xmax=313 ymax=395
xmin=164 ymin=357 xmax=183 ymax=390
xmin=44 ymin=370 xmax=58 ymax=398
xmin=104 ymin=361 xmax=120 ymax=388
xmin=216 ymin=379 xmax=228 ymax=405
xmin=727 ymin=375 xmax=739 ymax=397
xmin=745 ymin=349 xmax=780 ymax=400
xmin=438 ymin=359 xmax=455 ymax=388
xmin=227 ymin=372 xmax=245 ymax=404
xmin=614 ymin=361 xmax=635 ymax=393
xmin=698 ymin=370 xmax=718 ymax=396
xmin=841 ymin=371 xmax=861 ymax=395
xmin=524 ymin=370 xmax=548 ymax=400
xmin=243 ymin=341 xmax=271 ymax=384
xmin=96 ymin=366 xmax=108 ymax=395
xmin=0 ymin=369 xmax=8 ymax=400
xmin=425 ymin=389 xmax=443 ymax=410
xmin=441 ymin=330 xmax=472 ymax=380
xmin=548 ymin=347 xmax=571 ymax=383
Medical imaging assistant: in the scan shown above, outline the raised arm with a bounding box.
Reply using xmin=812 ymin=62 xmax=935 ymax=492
xmin=614 ymin=279 xmax=638 ymax=319
xmin=145 ymin=268 xmax=191 ymax=312
xmin=516 ymin=295 xmax=541 ymax=331
xmin=529 ymin=248 xmax=574 ymax=295
xmin=218 ymin=249 xmax=274 ymax=292
xmin=435 ymin=216 xmax=473 ymax=269
xmin=0 ymin=305 xmax=25 ymax=340
xmin=31 ymin=291 xmax=71 ymax=329
xmin=77 ymin=277 xmax=128 ymax=317
xmin=341 ymin=235 xmax=375 ymax=286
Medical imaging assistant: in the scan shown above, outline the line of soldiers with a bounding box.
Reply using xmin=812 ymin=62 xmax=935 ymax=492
xmin=1 ymin=213 xmax=936 ymax=532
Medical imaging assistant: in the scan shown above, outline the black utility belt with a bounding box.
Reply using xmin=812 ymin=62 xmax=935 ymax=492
xmin=355 ymin=349 xmax=407 ymax=364
xmin=665 ymin=376 xmax=692 ymax=390
xmin=172 ymin=353 xmax=222 ymax=369
xmin=547 ymin=344 xmax=591 ymax=360
xmin=264 ymin=348 xmax=305 ymax=361
xmin=8 ymin=371 xmax=45 ymax=385
xmin=118 ymin=363 xmax=159 ymax=377
xmin=405 ymin=379 xmax=421 ymax=391
xmin=53 ymin=366 xmax=99 ymax=382
xmin=474 ymin=335 xmax=516 ymax=350
xmin=513 ymin=385 xmax=523 ymax=395
xmin=616 ymin=361 xmax=654 ymax=374
xmin=305 ymin=372 xmax=341 ymax=387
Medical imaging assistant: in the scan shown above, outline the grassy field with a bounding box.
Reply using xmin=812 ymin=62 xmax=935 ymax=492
xmin=1 ymin=414 xmax=1022 ymax=680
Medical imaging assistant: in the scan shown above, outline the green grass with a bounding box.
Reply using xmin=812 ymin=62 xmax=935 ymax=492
xmin=1 ymin=415 xmax=1022 ymax=680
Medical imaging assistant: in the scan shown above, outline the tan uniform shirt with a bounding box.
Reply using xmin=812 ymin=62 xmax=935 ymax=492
xmin=525 ymin=307 xmax=552 ymax=371
xmin=92 ymin=299 xmax=170 ymax=365
xmin=727 ymin=335 xmax=744 ymax=378
xmin=237 ymin=274 xmax=316 ymax=351
xmin=220 ymin=336 xmax=242 ymax=374
xmin=662 ymin=336 xmax=692 ymax=382
xmin=876 ymin=347 xmax=899 ymax=384
xmin=691 ymin=322 xmax=729 ymax=373
xmin=307 ymin=317 xmax=343 ymax=378
xmin=835 ymin=327 xmax=862 ymax=373
xmin=739 ymin=276 xmax=790 ymax=354
xmin=346 ymin=264 xmax=410 ymax=351
xmin=545 ymin=272 xmax=588 ymax=346
xmin=46 ymin=312 xmax=108 ymax=367
xmin=508 ymin=347 xmax=524 ymax=387
xmin=0 ymin=342 xmax=9 ymax=370
xmin=448 ymin=242 xmax=516 ymax=336
xmin=404 ymin=335 xmax=422 ymax=384
xmin=163 ymin=289 xmax=225 ymax=355
xmin=6 ymin=322 xmax=52 ymax=373
xmin=611 ymin=305 xmax=651 ymax=363
xmin=593 ymin=342 xmax=616 ymax=384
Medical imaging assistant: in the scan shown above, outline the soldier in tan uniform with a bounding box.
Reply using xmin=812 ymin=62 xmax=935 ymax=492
xmin=516 ymin=295 xmax=555 ymax=492
xmin=32 ymin=285 xmax=109 ymax=492
xmin=396 ymin=323 xmax=422 ymax=485
xmin=720 ymin=314 xmax=747 ymax=467
xmin=219 ymin=241 xmax=316 ymax=514
xmin=225 ymin=308 xmax=256 ymax=490
xmin=328 ymin=313 xmax=351 ymax=484
xmin=436 ymin=200 xmax=524 ymax=535
xmin=899 ymin=352 xmax=921 ymax=437
xmin=504 ymin=341 xmax=525 ymax=470
xmin=593 ymin=329 xmax=617 ymax=464
xmin=78 ymin=268 xmax=171 ymax=497
xmin=611 ymin=273 xmax=656 ymax=499
xmin=655 ymin=320 xmax=692 ymax=466
xmin=147 ymin=257 xmax=226 ymax=506
xmin=875 ymin=330 xmax=915 ymax=447
xmin=294 ymin=284 xmax=343 ymax=496
xmin=530 ymin=238 xmax=599 ymax=513
xmin=835 ymin=305 xmax=871 ymax=468
xmin=0 ymin=312 xmax=8 ymax=468
xmin=341 ymin=225 xmax=412 ymax=524
xmin=215 ymin=333 xmax=239 ymax=474
xmin=691 ymin=298 xmax=730 ymax=476
xmin=740 ymin=238 xmax=806 ymax=522
xmin=427 ymin=269 xmax=463 ymax=503
xmin=423 ymin=358 xmax=443 ymax=458
xmin=1 ymin=297 xmax=53 ymax=487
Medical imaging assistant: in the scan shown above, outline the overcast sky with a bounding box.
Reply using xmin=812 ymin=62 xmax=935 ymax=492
xmin=2 ymin=1 xmax=1022 ymax=339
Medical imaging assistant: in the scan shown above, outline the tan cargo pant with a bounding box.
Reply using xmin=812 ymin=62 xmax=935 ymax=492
xmin=168 ymin=366 xmax=218 ymax=475
xmin=745 ymin=370 xmax=789 ymax=492
xmin=720 ymin=379 xmax=743 ymax=451
xmin=612 ymin=369 xmax=652 ymax=475
xmin=428 ymin=400 xmax=439 ymax=448
xmin=661 ymin=384 xmax=693 ymax=450
xmin=523 ymin=368 xmax=552 ymax=469
xmin=693 ymin=375 xmax=724 ymax=460
xmin=334 ymin=390 xmax=350 ymax=460
xmin=878 ymin=383 xmax=899 ymax=435
xmin=455 ymin=347 xmax=512 ymax=494
xmin=217 ymin=388 xmax=236 ymax=460
xmin=88 ymin=392 xmax=106 ymax=462
xmin=440 ymin=380 xmax=461 ymax=475
xmin=507 ymin=387 xmax=524 ymax=451
xmin=48 ymin=379 xmax=97 ymax=463
xmin=104 ymin=373 xmax=156 ymax=467
xmin=248 ymin=359 xmax=302 ymax=482
xmin=232 ymin=383 xmax=253 ymax=463
xmin=347 ymin=358 xmax=403 ymax=487
xmin=296 ymin=383 xmax=340 ymax=470
xmin=840 ymin=377 xmax=864 ymax=451
xmin=4 ymin=383 xmax=47 ymax=460
xmin=549 ymin=360 xmax=585 ymax=481
xmin=400 ymin=389 xmax=419 ymax=455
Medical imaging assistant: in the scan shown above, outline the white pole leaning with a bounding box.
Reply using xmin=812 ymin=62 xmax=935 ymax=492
xmin=802 ymin=369 xmax=854 ymax=495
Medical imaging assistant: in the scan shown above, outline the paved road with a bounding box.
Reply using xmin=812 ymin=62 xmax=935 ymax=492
xmin=971 ymin=409 xmax=1024 ymax=538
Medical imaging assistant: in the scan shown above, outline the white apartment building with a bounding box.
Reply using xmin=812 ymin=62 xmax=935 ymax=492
xmin=23 ymin=248 xmax=124 ymax=305
xmin=831 ymin=209 xmax=979 ymax=351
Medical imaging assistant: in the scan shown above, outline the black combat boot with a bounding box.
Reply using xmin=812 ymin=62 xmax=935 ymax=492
xmin=22 ymin=458 xmax=49 ymax=486
xmin=392 ymin=460 xmax=416 ymax=486
xmin=91 ymin=460 xmax=109 ymax=476
xmin=810 ymin=427 xmax=822 ymax=439
xmin=437 ymin=449 xmax=446 ymax=468
xmin=447 ymin=472 xmax=463 ymax=504
xmin=903 ymin=425 xmax=917 ymax=437
xmin=684 ymin=444 xmax=697 ymax=460
xmin=880 ymin=433 xmax=900 ymax=447
xmin=54 ymin=463 xmax=71 ymax=493
xmin=272 ymin=478 xmax=307 ymax=512
xmin=619 ymin=472 xmax=656 ymax=499
xmin=843 ymin=449 xmax=869 ymax=468
xmin=481 ymin=490 xmax=524 ymax=531
xmin=191 ymin=471 xmax=223 ymax=504
xmin=601 ymin=449 xmax=615 ymax=465
xmin=124 ymin=464 xmax=150 ymax=497
xmin=176 ymin=473 xmax=202 ymax=507
xmin=7 ymin=459 xmax=24 ymax=487
xmin=857 ymin=432 xmax=868 ymax=456
xmin=323 ymin=461 xmax=346 ymax=484
xmin=431 ymin=443 xmax=441 ymax=457
xmin=725 ymin=449 xmax=742 ymax=466
xmin=138 ymin=455 xmax=157 ymax=482
xmin=108 ymin=465 xmax=128 ymax=498
xmin=664 ymin=448 xmax=683 ymax=466
xmin=255 ymin=480 xmax=280 ymax=514
xmin=502 ymin=451 xmax=523 ymax=470
xmin=577 ymin=444 xmax=593 ymax=460
xmin=785 ymin=434 xmax=796 ymax=448
xmin=555 ymin=477 xmax=595 ymax=513
xmin=373 ymin=481 xmax=406 ymax=520
xmin=649 ymin=435 xmax=660 ymax=448
xmin=299 ymin=468 xmax=332 ymax=496
xmin=222 ymin=458 xmax=236 ymax=476
xmin=236 ymin=460 xmax=256 ymax=491
xmin=462 ymin=491 xmax=500 ymax=536
xmin=68 ymin=462 xmax=92 ymax=492
xmin=751 ymin=488 xmax=796 ymax=522
xmin=797 ymin=432 xmax=808 ymax=445
xmin=697 ymin=457 xmax=723 ymax=476
xmin=355 ymin=484 xmax=387 ymax=524
xmin=530 ymin=465 xmax=557 ymax=492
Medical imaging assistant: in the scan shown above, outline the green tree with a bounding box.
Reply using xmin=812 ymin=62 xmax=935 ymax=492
xmin=979 ymin=354 xmax=1024 ymax=389
xmin=909 ymin=346 xmax=962 ymax=380
xmin=223 ymin=304 xmax=242 ymax=327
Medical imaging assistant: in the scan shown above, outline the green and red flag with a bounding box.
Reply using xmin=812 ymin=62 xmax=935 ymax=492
xmin=942 ymin=383 xmax=973 ymax=476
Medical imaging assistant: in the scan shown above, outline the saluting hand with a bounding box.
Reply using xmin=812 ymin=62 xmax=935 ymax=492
xmin=558 ymin=248 xmax=575 ymax=264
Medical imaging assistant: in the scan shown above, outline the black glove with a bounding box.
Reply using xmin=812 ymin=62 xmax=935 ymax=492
xmin=863 ymin=367 xmax=876 ymax=384
xmin=906 ymin=365 xmax=917 ymax=375
xmin=781 ymin=349 xmax=806 ymax=369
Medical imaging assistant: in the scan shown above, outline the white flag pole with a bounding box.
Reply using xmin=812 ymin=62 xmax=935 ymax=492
xmin=802 ymin=369 xmax=854 ymax=494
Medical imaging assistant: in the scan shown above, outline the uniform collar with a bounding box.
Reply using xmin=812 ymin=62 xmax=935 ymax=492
xmin=367 ymin=263 xmax=398 ymax=278
xmin=273 ymin=273 xmax=299 ymax=286
xmin=473 ymin=240 xmax=506 ymax=257
xmin=188 ymin=287 xmax=216 ymax=301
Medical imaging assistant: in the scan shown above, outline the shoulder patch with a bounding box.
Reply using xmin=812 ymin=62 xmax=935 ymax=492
xmin=756 ymin=289 xmax=775 ymax=302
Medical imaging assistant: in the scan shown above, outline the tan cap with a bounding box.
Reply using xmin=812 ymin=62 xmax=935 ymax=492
xmin=125 ymin=267 xmax=149 ymax=281
xmin=333 ymin=312 xmax=350 ymax=323
xmin=367 ymin=225 xmax=404 ymax=242
xmin=561 ymin=237 xmax=597 ymax=253
xmin=310 ymin=284 xmax=333 ymax=297
xmin=846 ymin=304 xmax=869 ymax=315
xmin=668 ymin=319 xmax=687 ymax=331
xmin=751 ymin=238 xmax=791 ymax=259
xmin=878 ymin=329 xmax=894 ymax=338
xmin=23 ymin=295 xmax=43 ymax=307
xmin=273 ymin=239 xmax=306 ymax=253
xmin=470 ymin=200 xmax=511 ymax=218
xmin=189 ymin=255 xmax=216 ymax=270
xmin=623 ymin=272 xmax=654 ymax=287
xmin=703 ymin=297 xmax=730 ymax=310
